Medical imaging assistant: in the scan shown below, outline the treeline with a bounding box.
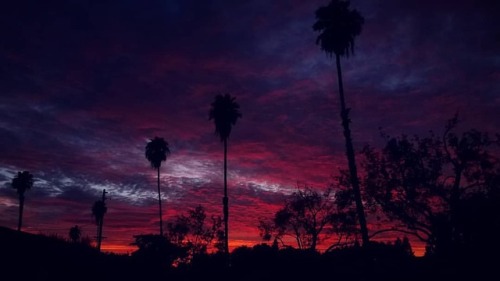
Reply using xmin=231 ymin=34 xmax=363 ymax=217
xmin=6 ymin=105 xmax=499 ymax=276
xmin=0 ymin=225 xmax=493 ymax=281
xmin=131 ymin=115 xmax=500 ymax=266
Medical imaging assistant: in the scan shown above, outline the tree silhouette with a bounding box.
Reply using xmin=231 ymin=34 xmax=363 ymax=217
xmin=145 ymin=136 xmax=170 ymax=236
xmin=259 ymin=186 xmax=355 ymax=251
xmin=313 ymin=0 xmax=369 ymax=247
xmin=166 ymin=205 xmax=224 ymax=262
xmin=92 ymin=191 xmax=107 ymax=251
xmin=131 ymin=234 xmax=186 ymax=269
xmin=69 ymin=225 xmax=82 ymax=243
xmin=11 ymin=171 xmax=34 ymax=231
xmin=209 ymin=93 xmax=242 ymax=255
xmin=361 ymin=118 xmax=500 ymax=255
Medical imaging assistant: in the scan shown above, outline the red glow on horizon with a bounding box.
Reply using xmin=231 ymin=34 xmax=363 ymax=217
xmin=98 ymin=232 xmax=426 ymax=257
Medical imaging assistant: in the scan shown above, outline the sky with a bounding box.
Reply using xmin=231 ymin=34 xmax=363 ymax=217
xmin=0 ymin=0 xmax=499 ymax=256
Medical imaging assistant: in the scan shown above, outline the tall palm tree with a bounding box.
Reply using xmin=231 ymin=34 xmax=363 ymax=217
xmin=209 ymin=93 xmax=242 ymax=255
xmin=313 ymin=0 xmax=369 ymax=246
xmin=11 ymin=171 xmax=34 ymax=232
xmin=145 ymin=136 xmax=170 ymax=236
xmin=92 ymin=194 xmax=107 ymax=251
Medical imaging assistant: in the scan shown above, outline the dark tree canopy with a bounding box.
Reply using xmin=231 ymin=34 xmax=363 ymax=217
xmin=131 ymin=234 xmax=186 ymax=269
xmin=259 ymin=186 xmax=355 ymax=251
xmin=145 ymin=137 xmax=170 ymax=169
xmin=313 ymin=0 xmax=364 ymax=58
xmin=166 ymin=205 xmax=224 ymax=262
xmin=209 ymin=93 xmax=242 ymax=142
xmin=69 ymin=225 xmax=82 ymax=243
xmin=359 ymin=117 xmax=500 ymax=256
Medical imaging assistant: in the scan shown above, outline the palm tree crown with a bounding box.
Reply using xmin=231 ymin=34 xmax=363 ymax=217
xmin=11 ymin=171 xmax=33 ymax=195
xmin=12 ymin=171 xmax=34 ymax=231
xmin=209 ymin=94 xmax=242 ymax=142
xmin=313 ymin=0 xmax=364 ymax=58
xmin=145 ymin=137 xmax=170 ymax=169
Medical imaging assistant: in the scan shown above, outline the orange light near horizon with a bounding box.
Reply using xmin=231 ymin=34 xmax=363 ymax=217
xmin=101 ymin=244 xmax=137 ymax=255
xmin=101 ymin=238 xmax=426 ymax=257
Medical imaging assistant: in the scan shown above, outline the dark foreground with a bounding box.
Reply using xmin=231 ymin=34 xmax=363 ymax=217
xmin=0 ymin=226 xmax=496 ymax=281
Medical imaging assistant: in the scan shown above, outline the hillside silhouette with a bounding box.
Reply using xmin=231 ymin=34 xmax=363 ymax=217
xmin=0 ymin=226 xmax=144 ymax=281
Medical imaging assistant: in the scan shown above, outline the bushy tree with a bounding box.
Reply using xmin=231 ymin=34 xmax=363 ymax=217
xmin=131 ymin=234 xmax=186 ymax=269
xmin=166 ymin=205 xmax=224 ymax=263
xmin=359 ymin=116 xmax=500 ymax=256
xmin=68 ymin=225 xmax=81 ymax=243
xmin=258 ymin=186 xmax=356 ymax=251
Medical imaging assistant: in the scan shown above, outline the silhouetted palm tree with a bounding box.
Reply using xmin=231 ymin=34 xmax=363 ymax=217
xmin=11 ymin=171 xmax=34 ymax=231
xmin=92 ymin=198 xmax=107 ymax=251
xmin=209 ymin=93 xmax=242 ymax=254
xmin=69 ymin=225 xmax=82 ymax=243
xmin=145 ymin=137 xmax=170 ymax=236
xmin=313 ymin=0 xmax=369 ymax=246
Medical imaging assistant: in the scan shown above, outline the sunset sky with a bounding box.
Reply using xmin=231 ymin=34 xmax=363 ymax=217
xmin=0 ymin=0 xmax=498 ymax=256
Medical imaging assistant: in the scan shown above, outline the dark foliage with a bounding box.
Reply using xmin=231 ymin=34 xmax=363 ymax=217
xmin=0 ymin=226 xmax=137 ymax=281
xmin=358 ymin=117 xmax=500 ymax=256
xmin=131 ymin=234 xmax=187 ymax=270
xmin=209 ymin=93 xmax=242 ymax=143
xmin=166 ymin=205 xmax=224 ymax=263
xmin=259 ymin=186 xmax=357 ymax=251
xmin=68 ymin=225 xmax=81 ymax=243
xmin=313 ymin=0 xmax=364 ymax=58
xmin=145 ymin=137 xmax=170 ymax=169
xmin=0 ymin=226 xmax=495 ymax=281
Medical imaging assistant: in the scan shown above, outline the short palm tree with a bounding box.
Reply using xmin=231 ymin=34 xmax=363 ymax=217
xmin=313 ymin=0 xmax=369 ymax=246
xmin=69 ymin=225 xmax=82 ymax=243
xmin=145 ymin=137 xmax=170 ymax=236
xmin=209 ymin=93 xmax=242 ymax=254
xmin=11 ymin=171 xmax=34 ymax=231
xmin=92 ymin=198 xmax=107 ymax=251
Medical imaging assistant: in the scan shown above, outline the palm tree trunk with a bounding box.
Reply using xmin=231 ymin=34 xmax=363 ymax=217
xmin=223 ymin=138 xmax=229 ymax=255
xmin=157 ymin=167 xmax=163 ymax=236
xmin=450 ymin=167 xmax=462 ymax=246
xmin=96 ymin=222 xmax=100 ymax=250
xmin=335 ymin=53 xmax=370 ymax=247
xmin=97 ymin=217 xmax=103 ymax=251
xmin=17 ymin=194 xmax=24 ymax=231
